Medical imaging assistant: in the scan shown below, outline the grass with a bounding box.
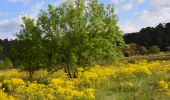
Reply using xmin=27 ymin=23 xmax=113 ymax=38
xmin=125 ymin=52 xmax=170 ymax=62
xmin=95 ymin=70 xmax=170 ymax=100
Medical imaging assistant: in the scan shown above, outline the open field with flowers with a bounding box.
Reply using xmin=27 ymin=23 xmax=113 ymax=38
xmin=0 ymin=60 xmax=170 ymax=100
xmin=1 ymin=0 xmax=170 ymax=100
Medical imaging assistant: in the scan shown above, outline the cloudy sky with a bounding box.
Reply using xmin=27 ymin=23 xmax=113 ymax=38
xmin=0 ymin=0 xmax=170 ymax=39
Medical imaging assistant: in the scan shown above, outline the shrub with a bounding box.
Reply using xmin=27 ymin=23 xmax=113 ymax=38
xmin=2 ymin=78 xmax=25 ymax=93
xmin=128 ymin=43 xmax=140 ymax=55
xmin=149 ymin=45 xmax=160 ymax=54
xmin=3 ymin=57 xmax=13 ymax=69
xmin=165 ymin=46 xmax=170 ymax=51
xmin=119 ymin=82 xmax=136 ymax=91
xmin=139 ymin=46 xmax=148 ymax=55
xmin=0 ymin=57 xmax=13 ymax=69
xmin=122 ymin=43 xmax=140 ymax=57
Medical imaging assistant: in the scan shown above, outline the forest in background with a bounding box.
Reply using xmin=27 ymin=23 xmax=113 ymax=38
xmin=124 ymin=23 xmax=170 ymax=51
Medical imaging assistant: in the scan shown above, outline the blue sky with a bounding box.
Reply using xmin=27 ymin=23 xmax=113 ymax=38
xmin=0 ymin=0 xmax=170 ymax=39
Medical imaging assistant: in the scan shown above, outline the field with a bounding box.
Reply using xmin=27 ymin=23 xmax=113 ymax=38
xmin=125 ymin=52 xmax=170 ymax=61
xmin=0 ymin=60 xmax=170 ymax=100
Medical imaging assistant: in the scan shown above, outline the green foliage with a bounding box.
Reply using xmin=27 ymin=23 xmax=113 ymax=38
xmin=3 ymin=57 xmax=13 ymax=68
xmin=13 ymin=0 xmax=125 ymax=78
xmin=0 ymin=45 xmax=3 ymax=54
xmin=166 ymin=46 xmax=170 ymax=51
xmin=122 ymin=44 xmax=131 ymax=57
xmin=149 ymin=45 xmax=160 ymax=54
xmin=40 ymin=0 xmax=124 ymax=77
xmin=139 ymin=46 xmax=148 ymax=55
xmin=13 ymin=17 xmax=46 ymax=77
xmin=123 ymin=43 xmax=139 ymax=57
xmin=0 ymin=57 xmax=13 ymax=69
xmin=124 ymin=23 xmax=170 ymax=51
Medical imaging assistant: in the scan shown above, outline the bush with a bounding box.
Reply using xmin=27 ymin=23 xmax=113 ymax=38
xmin=139 ymin=46 xmax=148 ymax=55
xmin=0 ymin=57 xmax=13 ymax=69
xmin=2 ymin=78 xmax=25 ymax=93
xmin=122 ymin=45 xmax=131 ymax=57
xmin=129 ymin=43 xmax=140 ymax=55
xmin=3 ymin=57 xmax=13 ymax=68
xmin=149 ymin=45 xmax=160 ymax=54
xmin=122 ymin=43 xmax=140 ymax=57
xmin=165 ymin=46 xmax=170 ymax=51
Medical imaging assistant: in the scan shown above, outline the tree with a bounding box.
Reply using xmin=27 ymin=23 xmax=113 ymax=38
xmin=14 ymin=0 xmax=125 ymax=78
xmin=14 ymin=17 xmax=46 ymax=77
xmin=38 ymin=0 xmax=124 ymax=78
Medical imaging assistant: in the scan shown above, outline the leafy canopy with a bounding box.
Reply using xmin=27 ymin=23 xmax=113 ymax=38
xmin=14 ymin=0 xmax=125 ymax=78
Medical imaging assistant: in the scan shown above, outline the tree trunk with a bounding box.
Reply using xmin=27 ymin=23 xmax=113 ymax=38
xmin=29 ymin=71 xmax=33 ymax=78
xmin=73 ymin=69 xmax=78 ymax=78
xmin=63 ymin=64 xmax=73 ymax=78
xmin=67 ymin=66 xmax=73 ymax=78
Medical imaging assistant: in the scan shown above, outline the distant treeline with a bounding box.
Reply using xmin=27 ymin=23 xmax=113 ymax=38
xmin=0 ymin=39 xmax=13 ymax=59
xmin=124 ymin=23 xmax=170 ymax=51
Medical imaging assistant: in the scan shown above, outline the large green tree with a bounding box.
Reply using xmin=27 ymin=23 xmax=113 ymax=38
xmin=14 ymin=0 xmax=125 ymax=78
xmin=38 ymin=0 xmax=124 ymax=78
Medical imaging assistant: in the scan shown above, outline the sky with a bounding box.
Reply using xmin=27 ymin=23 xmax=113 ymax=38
xmin=0 ymin=0 xmax=170 ymax=39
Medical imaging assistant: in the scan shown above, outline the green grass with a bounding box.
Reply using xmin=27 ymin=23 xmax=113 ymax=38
xmin=95 ymin=71 xmax=170 ymax=100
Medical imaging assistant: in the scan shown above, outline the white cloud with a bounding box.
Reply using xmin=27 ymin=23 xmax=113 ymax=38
xmin=118 ymin=0 xmax=145 ymax=11
xmin=8 ymin=0 xmax=31 ymax=3
xmin=0 ymin=1 xmax=44 ymax=39
xmin=137 ymin=0 xmax=145 ymax=4
xmin=0 ymin=12 xmax=12 ymax=16
xmin=112 ymin=0 xmax=125 ymax=4
xmin=135 ymin=0 xmax=170 ymax=28
xmin=0 ymin=17 xmax=22 ymax=39
xmin=119 ymin=0 xmax=170 ymax=33
xmin=149 ymin=0 xmax=170 ymax=9
xmin=29 ymin=1 xmax=45 ymax=19
xmin=0 ymin=33 xmax=16 ymax=39
xmin=0 ymin=14 xmax=22 ymax=32
xmin=119 ymin=21 xmax=141 ymax=33
xmin=120 ymin=2 xmax=134 ymax=10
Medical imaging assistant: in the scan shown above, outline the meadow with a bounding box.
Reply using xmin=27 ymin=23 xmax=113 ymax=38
xmin=0 ymin=0 xmax=170 ymax=100
xmin=0 ymin=60 xmax=170 ymax=100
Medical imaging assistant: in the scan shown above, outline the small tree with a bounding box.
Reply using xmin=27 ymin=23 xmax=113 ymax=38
xmin=14 ymin=17 xmax=46 ymax=77
xmin=149 ymin=45 xmax=160 ymax=54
